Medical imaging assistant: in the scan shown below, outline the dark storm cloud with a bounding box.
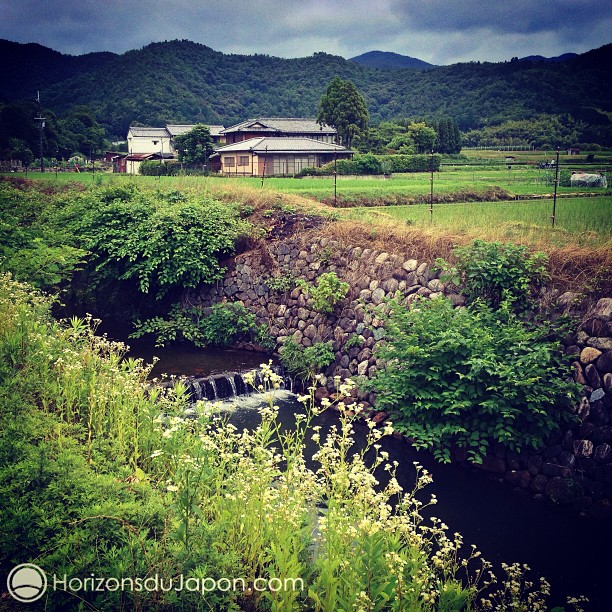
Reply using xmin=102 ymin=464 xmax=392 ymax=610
xmin=0 ymin=0 xmax=609 ymax=64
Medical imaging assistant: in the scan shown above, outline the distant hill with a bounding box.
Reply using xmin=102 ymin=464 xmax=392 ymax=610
xmin=0 ymin=39 xmax=117 ymax=103
xmin=518 ymin=52 xmax=578 ymax=63
xmin=349 ymin=51 xmax=435 ymax=70
xmin=0 ymin=39 xmax=610 ymax=141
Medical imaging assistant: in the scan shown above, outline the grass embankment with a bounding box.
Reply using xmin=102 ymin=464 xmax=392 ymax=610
xmin=2 ymin=174 xmax=610 ymax=295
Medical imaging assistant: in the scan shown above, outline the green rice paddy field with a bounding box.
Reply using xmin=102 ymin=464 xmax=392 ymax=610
xmin=6 ymin=165 xmax=611 ymax=247
xmin=345 ymin=197 xmax=612 ymax=248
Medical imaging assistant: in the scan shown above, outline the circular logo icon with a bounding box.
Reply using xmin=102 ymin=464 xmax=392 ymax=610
xmin=7 ymin=563 xmax=47 ymax=603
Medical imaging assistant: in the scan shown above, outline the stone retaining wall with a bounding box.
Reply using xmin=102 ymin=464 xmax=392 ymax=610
xmin=189 ymin=236 xmax=612 ymax=516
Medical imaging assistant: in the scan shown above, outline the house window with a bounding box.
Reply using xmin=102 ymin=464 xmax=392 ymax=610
xmin=224 ymin=156 xmax=235 ymax=167
xmin=238 ymin=156 xmax=249 ymax=167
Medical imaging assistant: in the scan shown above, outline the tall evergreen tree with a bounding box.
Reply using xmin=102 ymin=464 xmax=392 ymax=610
xmin=317 ymin=77 xmax=369 ymax=149
xmin=435 ymin=117 xmax=462 ymax=153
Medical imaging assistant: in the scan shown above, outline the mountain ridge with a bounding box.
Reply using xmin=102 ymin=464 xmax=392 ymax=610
xmin=1 ymin=38 xmax=610 ymax=141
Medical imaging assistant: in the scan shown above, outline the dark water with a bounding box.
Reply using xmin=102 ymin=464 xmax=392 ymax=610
xmin=226 ymin=394 xmax=612 ymax=611
xmin=98 ymin=319 xmax=272 ymax=378
xmin=115 ymin=331 xmax=611 ymax=611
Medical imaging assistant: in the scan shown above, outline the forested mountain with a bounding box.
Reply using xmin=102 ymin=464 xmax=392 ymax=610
xmin=1 ymin=38 xmax=611 ymax=143
xmin=349 ymin=51 xmax=435 ymax=70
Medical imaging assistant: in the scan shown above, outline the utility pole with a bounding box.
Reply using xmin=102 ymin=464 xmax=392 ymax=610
xmin=551 ymin=148 xmax=560 ymax=227
xmin=34 ymin=92 xmax=46 ymax=173
xmin=261 ymin=146 xmax=268 ymax=187
xmin=429 ymin=149 xmax=434 ymax=223
xmin=334 ymin=150 xmax=337 ymax=207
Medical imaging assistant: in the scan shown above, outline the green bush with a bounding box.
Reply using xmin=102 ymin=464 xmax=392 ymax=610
xmin=298 ymin=153 xmax=441 ymax=176
xmin=297 ymin=272 xmax=350 ymax=314
xmin=380 ymin=153 xmax=442 ymax=173
xmin=369 ymin=296 xmax=579 ymax=463
xmin=279 ymin=339 xmax=335 ymax=381
xmin=73 ymin=187 xmax=244 ymax=298
xmin=133 ymin=302 xmax=258 ymax=348
xmin=436 ymin=239 xmax=549 ymax=310
xmin=139 ymin=160 xmax=185 ymax=176
xmin=0 ymin=182 xmax=87 ymax=290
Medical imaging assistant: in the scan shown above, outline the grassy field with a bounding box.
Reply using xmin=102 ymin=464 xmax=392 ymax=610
xmin=4 ymin=167 xmax=611 ymax=249
xmin=342 ymin=197 xmax=612 ymax=248
xmin=10 ymin=159 xmax=611 ymax=201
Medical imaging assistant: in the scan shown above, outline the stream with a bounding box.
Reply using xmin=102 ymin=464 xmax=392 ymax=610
xmin=113 ymin=324 xmax=611 ymax=611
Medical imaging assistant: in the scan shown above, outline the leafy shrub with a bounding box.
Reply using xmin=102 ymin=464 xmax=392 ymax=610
xmin=74 ymin=188 xmax=244 ymax=298
xmin=139 ymin=160 xmax=183 ymax=176
xmin=0 ymin=183 xmax=87 ymax=290
xmin=279 ymin=339 xmax=335 ymax=381
xmin=436 ymin=239 xmax=549 ymax=310
xmin=200 ymin=302 xmax=257 ymax=348
xmin=133 ymin=302 xmax=257 ymax=348
xmin=297 ymin=153 xmax=440 ymax=176
xmin=369 ymin=296 xmax=579 ymax=463
xmin=297 ymin=272 xmax=350 ymax=313
xmin=265 ymin=272 xmax=296 ymax=293
xmin=380 ymin=153 xmax=442 ymax=173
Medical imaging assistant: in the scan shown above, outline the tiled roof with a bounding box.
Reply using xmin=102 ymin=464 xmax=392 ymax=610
xmin=128 ymin=127 xmax=169 ymax=138
xmin=221 ymin=118 xmax=336 ymax=135
xmin=214 ymin=137 xmax=350 ymax=154
xmin=166 ymin=124 xmax=225 ymax=137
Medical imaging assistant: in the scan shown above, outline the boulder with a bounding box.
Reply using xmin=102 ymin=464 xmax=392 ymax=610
xmin=588 ymin=337 xmax=612 ymax=352
xmin=585 ymin=364 xmax=602 ymax=389
xmin=581 ymin=318 xmax=606 ymax=337
xmin=594 ymin=443 xmax=612 ymax=463
xmin=592 ymin=298 xmax=612 ymax=319
xmin=573 ymin=439 xmax=594 ymax=458
xmin=596 ymin=351 xmax=612 ymax=374
xmin=474 ymin=455 xmax=506 ymax=474
xmin=572 ymin=362 xmax=587 ymax=385
xmin=545 ymin=477 xmax=574 ymax=505
xmin=402 ymin=259 xmax=418 ymax=272
xmin=371 ymin=287 xmax=386 ymax=305
xmin=580 ymin=347 xmax=602 ymax=365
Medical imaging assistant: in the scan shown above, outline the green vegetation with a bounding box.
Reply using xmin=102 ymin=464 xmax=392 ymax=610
xmin=0 ymin=180 xmax=88 ymax=290
xmin=0 ymin=169 xmax=598 ymax=610
xmin=369 ymin=296 xmax=579 ymax=463
xmin=436 ymin=240 xmax=550 ymax=309
xmin=0 ymin=179 xmax=247 ymax=324
xmin=173 ymin=124 xmax=215 ymax=169
xmin=0 ymin=101 xmax=109 ymax=168
xmin=348 ymin=197 xmax=612 ymax=249
xmin=317 ymin=76 xmax=369 ymax=148
xmin=462 ymin=114 xmax=607 ymax=150
xmin=5 ymin=276 xmax=534 ymax=610
xmin=132 ymin=301 xmax=261 ymax=348
xmin=265 ymin=271 xmax=296 ymax=293
xmin=298 ymin=153 xmax=442 ymax=176
xmin=297 ymin=272 xmax=350 ymax=314
xmin=72 ymin=186 xmax=242 ymax=297
xmin=2 ymin=39 xmax=610 ymax=147
xmin=279 ymin=338 xmax=335 ymax=381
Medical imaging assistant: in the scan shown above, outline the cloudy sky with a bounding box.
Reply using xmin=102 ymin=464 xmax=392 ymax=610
xmin=2 ymin=0 xmax=610 ymax=64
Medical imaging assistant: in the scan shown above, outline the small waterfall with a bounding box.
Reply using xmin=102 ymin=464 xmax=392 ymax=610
xmin=191 ymin=379 xmax=203 ymax=400
xmin=181 ymin=366 xmax=288 ymax=404
xmin=226 ymin=374 xmax=237 ymax=397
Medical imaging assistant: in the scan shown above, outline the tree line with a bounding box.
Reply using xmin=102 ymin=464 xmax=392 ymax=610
xmin=1 ymin=38 xmax=610 ymax=146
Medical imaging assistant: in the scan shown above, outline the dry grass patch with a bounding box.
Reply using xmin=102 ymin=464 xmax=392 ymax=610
xmin=311 ymin=218 xmax=611 ymax=299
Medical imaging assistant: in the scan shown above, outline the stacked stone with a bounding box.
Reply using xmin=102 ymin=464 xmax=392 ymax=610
xmin=191 ymin=236 xmax=464 ymax=395
xmin=472 ymin=297 xmax=612 ymax=517
xmin=190 ymin=235 xmax=612 ymax=516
